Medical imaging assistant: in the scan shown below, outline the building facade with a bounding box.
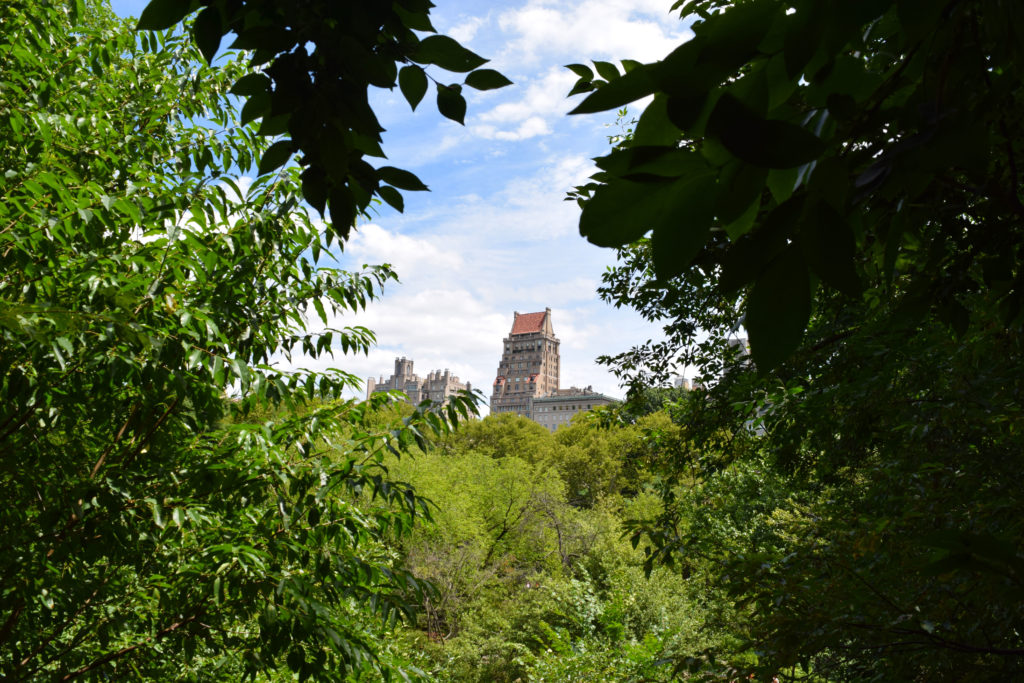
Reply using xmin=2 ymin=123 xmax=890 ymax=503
xmin=490 ymin=308 xmax=560 ymax=420
xmin=490 ymin=308 xmax=617 ymax=429
xmin=532 ymin=387 xmax=618 ymax=432
xmin=366 ymin=357 xmax=471 ymax=405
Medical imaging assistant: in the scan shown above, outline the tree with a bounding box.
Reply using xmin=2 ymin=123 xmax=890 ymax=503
xmin=569 ymin=0 xmax=1024 ymax=369
xmin=568 ymin=0 xmax=1024 ymax=678
xmin=0 ymin=2 xmax=474 ymax=679
xmin=134 ymin=0 xmax=511 ymax=240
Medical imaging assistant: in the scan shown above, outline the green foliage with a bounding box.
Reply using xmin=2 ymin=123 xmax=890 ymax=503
xmin=367 ymin=412 xmax=745 ymax=682
xmin=581 ymin=10 xmax=1024 ymax=673
xmin=136 ymin=0 xmax=511 ymax=240
xmin=571 ymin=0 xmax=1024 ymax=368
xmin=0 ymin=3 xmax=474 ymax=679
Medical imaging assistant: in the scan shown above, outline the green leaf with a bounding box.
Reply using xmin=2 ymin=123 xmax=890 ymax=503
xmin=898 ymin=0 xmax=945 ymax=43
xmin=698 ymin=0 xmax=779 ymax=74
xmin=651 ymin=173 xmax=717 ymax=280
xmin=716 ymin=162 xmax=767 ymax=225
xmin=258 ymin=140 xmax=293 ymax=176
xmin=766 ymin=166 xmax=799 ymax=203
xmin=720 ymin=196 xmax=802 ymax=292
xmin=565 ymin=63 xmax=594 ymax=79
xmin=569 ymin=64 xmax=658 ymax=115
xmin=412 ymin=35 xmax=487 ymax=73
xmin=398 ymin=65 xmax=428 ymax=110
xmin=593 ymin=60 xmax=620 ymax=81
xmin=798 ymin=201 xmax=861 ymax=297
xmin=746 ymin=246 xmax=811 ymax=369
xmin=632 ymin=95 xmax=682 ymax=146
xmin=137 ymin=0 xmax=197 ymax=31
xmin=231 ymin=73 xmax=271 ymax=98
xmin=312 ymin=297 xmax=328 ymax=325
xmin=708 ymin=93 xmax=826 ymax=168
xmin=301 ymin=168 xmax=327 ymax=216
xmin=464 ymin=68 xmax=513 ymax=91
xmin=436 ymin=84 xmax=466 ymax=124
xmin=240 ymin=90 xmax=271 ymax=126
xmin=807 ymin=156 xmax=849 ymax=210
xmin=581 ymin=168 xmax=714 ymax=249
xmin=377 ymin=167 xmax=428 ymax=192
xmin=782 ymin=4 xmax=825 ymax=78
xmin=724 ymin=198 xmax=759 ymax=240
xmin=377 ymin=185 xmax=404 ymax=212
xmin=193 ymin=7 xmax=222 ymax=64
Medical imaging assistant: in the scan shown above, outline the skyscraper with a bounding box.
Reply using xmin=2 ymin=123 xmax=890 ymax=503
xmin=490 ymin=308 xmax=559 ymax=419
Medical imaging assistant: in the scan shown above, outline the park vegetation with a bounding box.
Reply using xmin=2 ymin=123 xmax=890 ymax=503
xmin=3 ymin=0 xmax=1024 ymax=681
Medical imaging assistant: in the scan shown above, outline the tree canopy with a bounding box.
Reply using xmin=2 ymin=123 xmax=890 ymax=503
xmin=570 ymin=0 xmax=1024 ymax=369
xmin=6 ymin=0 xmax=1024 ymax=680
xmin=569 ymin=0 xmax=1024 ymax=678
xmin=0 ymin=2 xmax=477 ymax=679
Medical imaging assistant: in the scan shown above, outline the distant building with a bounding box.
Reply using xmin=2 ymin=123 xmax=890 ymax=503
xmin=490 ymin=308 xmax=617 ymax=429
xmin=726 ymin=337 xmax=750 ymax=358
xmin=490 ymin=308 xmax=560 ymax=420
xmin=366 ymin=357 xmax=471 ymax=406
xmin=533 ymin=386 xmax=618 ymax=433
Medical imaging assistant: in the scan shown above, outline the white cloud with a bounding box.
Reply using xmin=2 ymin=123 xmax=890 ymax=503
xmin=473 ymin=115 xmax=551 ymax=141
xmin=448 ymin=15 xmax=487 ymax=43
xmin=467 ymin=68 xmax=576 ymax=141
xmin=496 ymin=0 xmax=692 ymax=65
xmin=459 ymin=1 xmax=692 ymax=143
xmin=347 ymin=223 xmax=463 ymax=279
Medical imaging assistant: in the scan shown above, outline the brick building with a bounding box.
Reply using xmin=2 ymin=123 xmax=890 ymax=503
xmin=366 ymin=357 xmax=471 ymax=406
xmin=490 ymin=308 xmax=560 ymax=420
xmin=490 ymin=308 xmax=617 ymax=428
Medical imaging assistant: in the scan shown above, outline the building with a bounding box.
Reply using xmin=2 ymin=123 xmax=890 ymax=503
xmin=490 ymin=308 xmax=617 ymax=429
xmin=366 ymin=357 xmax=471 ymax=405
xmin=673 ymin=376 xmax=693 ymax=390
xmin=533 ymin=386 xmax=618 ymax=432
xmin=490 ymin=308 xmax=560 ymax=420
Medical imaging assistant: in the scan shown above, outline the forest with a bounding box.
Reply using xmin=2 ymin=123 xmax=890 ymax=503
xmin=2 ymin=0 xmax=1024 ymax=680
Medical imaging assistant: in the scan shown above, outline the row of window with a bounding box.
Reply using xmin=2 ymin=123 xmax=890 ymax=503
xmin=505 ymin=341 xmax=558 ymax=354
xmin=536 ymin=404 xmax=591 ymax=412
xmin=504 ymin=360 xmax=543 ymax=370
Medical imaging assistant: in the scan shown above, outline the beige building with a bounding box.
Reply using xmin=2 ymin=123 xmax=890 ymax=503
xmin=490 ymin=308 xmax=617 ymax=428
xmin=533 ymin=387 xmax=618 ymax=432
xmin=366 ymin=357 xmax=471 ymax=405
xmin=490 ymin=308 xmax=560 ymax=420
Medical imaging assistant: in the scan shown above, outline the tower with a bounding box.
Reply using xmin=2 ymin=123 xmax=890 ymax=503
xmin=490 ymin=308 xmax=559 ymax=419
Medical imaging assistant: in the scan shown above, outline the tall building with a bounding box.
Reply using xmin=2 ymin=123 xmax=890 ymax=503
xmin=490 ymin=308 xmax=560 ymax=420
xmin=366 ymin=357 xmax=471 ymax=406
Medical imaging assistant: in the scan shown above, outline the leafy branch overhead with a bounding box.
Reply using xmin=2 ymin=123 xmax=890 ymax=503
xmin=569 ymin=0 xmax=1024 ymax=369
xmin=137 ymin=0 xmax=511 ymax=238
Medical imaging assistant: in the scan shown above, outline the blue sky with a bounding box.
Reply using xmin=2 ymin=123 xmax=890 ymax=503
xmin=111 ymin=0 xmax=695 ymax=407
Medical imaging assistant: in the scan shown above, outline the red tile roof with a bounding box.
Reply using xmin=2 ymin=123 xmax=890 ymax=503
xmin=511 ymin=311 xmax=546 ymax=335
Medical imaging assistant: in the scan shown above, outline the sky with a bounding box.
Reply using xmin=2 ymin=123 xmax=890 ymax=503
xmin=111 ymin=0 xmax=696 ymax=410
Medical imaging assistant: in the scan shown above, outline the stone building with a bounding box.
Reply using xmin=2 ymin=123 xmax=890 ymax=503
xmin=366 ymin=357 xmax=471 ymax=405
xmin=532 ymin=386 xmax=618 ymax=432
xmin=490 ymin=308 xmax=617 ymax=429
xmin=490 ymin=308 xmax=560 ymax=420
